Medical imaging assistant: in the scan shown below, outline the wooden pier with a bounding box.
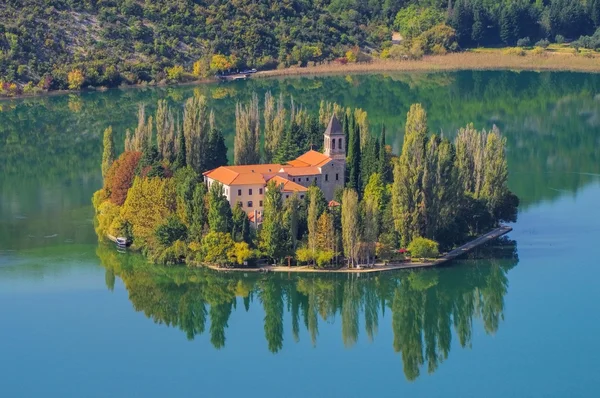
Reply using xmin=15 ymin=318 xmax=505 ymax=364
xmin=206 ymin=225 xmax=513 ymax=274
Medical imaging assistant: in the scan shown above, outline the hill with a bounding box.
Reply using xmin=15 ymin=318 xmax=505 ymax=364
xmin=2 ymin=0 xmax=600 ymax=95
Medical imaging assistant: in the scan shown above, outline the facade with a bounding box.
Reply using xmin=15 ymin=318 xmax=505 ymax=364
xmin=203 ymin=114 xmax=346 ymax=219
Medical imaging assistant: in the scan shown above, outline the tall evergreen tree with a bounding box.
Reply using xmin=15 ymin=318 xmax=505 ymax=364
xmin=208 ymin=182 xmax=231 ymax=233
xmin=207 ymin=111 xmax=228 ymax=169
xmin=378 ymin=126 xmax=392 ymax=183
xmin=341 ymin=188 xmax=360 ymax=267
xmin=347 ymin=122 xmax=362 ymax=192
xmin=190 ymin=183 xmax=207 ymax=240
xmin=231 ymin=202 xmax=250 ymax=243
xmin=101 ymin=126 xmax=115 ymax=179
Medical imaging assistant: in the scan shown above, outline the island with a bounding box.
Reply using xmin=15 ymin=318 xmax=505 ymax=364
xmin=93 ymin=92 xmax=519 ymax=271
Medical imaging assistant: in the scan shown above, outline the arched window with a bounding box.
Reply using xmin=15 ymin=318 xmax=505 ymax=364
xmin=338 ymin=138 xmax=342 ymax=150
xmin=332 ymin=139 xmax=336 ymax=150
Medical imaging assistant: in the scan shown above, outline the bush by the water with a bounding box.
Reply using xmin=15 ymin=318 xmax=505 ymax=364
xmin=407 ymin=237 xmax=440 ymax=259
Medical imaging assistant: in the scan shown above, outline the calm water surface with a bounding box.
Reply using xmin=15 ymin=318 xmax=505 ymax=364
xmin=1 ymin=71 xmax=599 ymax=397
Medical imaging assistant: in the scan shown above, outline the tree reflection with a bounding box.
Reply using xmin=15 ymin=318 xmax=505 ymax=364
xmin=96 ymin=238 xmax=518 ymax=380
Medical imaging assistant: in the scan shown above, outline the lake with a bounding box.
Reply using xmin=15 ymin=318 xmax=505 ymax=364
xmin=1 ymin=71 xmax=599 ymax=397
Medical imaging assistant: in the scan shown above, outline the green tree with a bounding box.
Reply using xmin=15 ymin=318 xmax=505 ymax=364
xmin=231 ymin=202 xmax=250 ymax=243
xmin=155 ymin=216 xmax=188 ymax=246
xmin=348 ymin=122 xmax=362 ymax=191
xmin=208 ymin=182 xmax=232 ymax=233
xmin=207 ymin=111 xmax=228 ymax=169
xmin=201 ymin=231 xmax=235 ymax=266
xmin=234 ymin=94 xmax=261 ymax=165
xmin=101 ymin=126 xmax=115 ymax=179
xmin=259 ymin=181 xmax=287 ymax=263
xmin=378 ymin=126 xmax=392 ymax=183
xmin=342 ymin=188 xmax=360 ymax=267
xmin=407 ymin=237 xmax=439 ymax=259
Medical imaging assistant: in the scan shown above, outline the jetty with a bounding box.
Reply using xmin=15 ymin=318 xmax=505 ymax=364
xmin=206 ymin=225 xmax=513 ymax=274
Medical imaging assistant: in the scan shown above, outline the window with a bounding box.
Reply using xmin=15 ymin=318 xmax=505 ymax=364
xmin=314 ymin=177 xmax=317 ymax=183
xmin=325 ymin=174 xmax=328 ymax=182
xmin=335 ymin=173 xmax=339 ymax=181
xmin=292 ymin=178 xmax=296 ymax=182
xmin=286 ymin=194 xmax=289 ymax=199
xmin=306 ymin=178 xmax=309 ymax=182
xmin=259 ymin=200 xmax=263 ymax=207
xmin=247 ymin=201 xmax=253 ymax=208
xmin=259 ymin=188 xmax=263 ymax=194
xmin=332 ymin=139 xmax=336 ymax=150
xmin=300 ymin=195 xmax=304 ymax=199
xmin=249 ymin=189 xmax=253 ymax=195
xmin=338 ymin=138 xmax=342 ymax=150
xmin=237 ymin=189 xmax=242 ymax=196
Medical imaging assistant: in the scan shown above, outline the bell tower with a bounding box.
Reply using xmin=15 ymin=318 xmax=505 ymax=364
xmin=323 ymin=114 xmax=345 ymax=162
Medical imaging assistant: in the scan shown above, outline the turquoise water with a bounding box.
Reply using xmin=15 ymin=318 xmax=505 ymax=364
xmin=1 ymin=71 xmax=600 ymax=397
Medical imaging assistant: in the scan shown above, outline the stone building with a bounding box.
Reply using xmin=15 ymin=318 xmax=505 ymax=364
xmin=203 ymin=114 xmax=346 ymax=220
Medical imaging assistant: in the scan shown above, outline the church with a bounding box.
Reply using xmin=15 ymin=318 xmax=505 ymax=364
xmin=203 ymin=114 xmax=346 ymax=222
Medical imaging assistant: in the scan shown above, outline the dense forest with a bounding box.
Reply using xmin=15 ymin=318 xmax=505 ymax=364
xmin=2 ymin=0 xmax=600 ymax=95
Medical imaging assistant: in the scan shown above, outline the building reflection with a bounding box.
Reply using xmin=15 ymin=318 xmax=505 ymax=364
xmin=96 ymin=239 xmax=517 ymax=381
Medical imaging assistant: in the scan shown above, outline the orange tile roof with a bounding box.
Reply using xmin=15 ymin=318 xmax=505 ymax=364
xmin=282 ymin=166 xmax=321 ymax=176
xmin=268 ymin=175 xmax=308 ymax=192
xmin=328 ymin=200 xmax=341 ymax=207
xmin=294 ymin=150 xmax=332 ymax=167
xmin=286 ymin=159 xmax=310 ymax=167
xmin=204 ymin=164 xmax=282 ymax=186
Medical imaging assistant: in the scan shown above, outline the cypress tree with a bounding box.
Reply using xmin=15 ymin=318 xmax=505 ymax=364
xmin=378 ymin=126 xmax=392 ymax=183
xmin=207 ymin=115 xmax=228 ymax=169
xmin=101 ymin=126 xmax=115 ymax=179
xmin=347 ymin=122 xmax=362 ymax=192
xmin=343 ymin=113 xmax=350 ymax=156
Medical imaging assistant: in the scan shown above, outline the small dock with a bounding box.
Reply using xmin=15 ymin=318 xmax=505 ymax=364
xmin=206 ymin=225 xmax=513 ymax=274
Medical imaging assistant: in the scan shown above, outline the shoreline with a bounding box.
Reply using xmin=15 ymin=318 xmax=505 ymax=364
xmin=2 ymin=50 xmax=600 ymax=102
xmin=204 ymin=225 xmax=512 ymax=274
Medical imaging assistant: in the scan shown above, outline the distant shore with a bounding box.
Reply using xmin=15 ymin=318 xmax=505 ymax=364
xmin=255 ymin=51 xmax=600 ymax=79
xmin=2 ymin=49 xmax=599 ymax=101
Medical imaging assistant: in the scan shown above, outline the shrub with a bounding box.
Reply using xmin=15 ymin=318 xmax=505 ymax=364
xmin=535 ymin=39 xmax=550 ymax=48
xmin=345 ymin=50 xmax=357 ymax=63
xmin=296 ymin=247 xmax=314 ymax=264
xmin=516 ymin=37 xmax=531 ymax=47
xmin=67 ymin=69 xmax=85 ymax=90
xmin=316 ymin=250 xmax=334 ymax=267
xmin=503 ymin=47 xmax=526 ymax=56
xmin=165 ymin=65 xmax=184 ymax=82
xmin=531 ymin=46 xmax=547 ymax=56
xmin=155 ymin=216 xmax=188 ymax=246
xmin=407 ymin=237 xmax=439 ymax=259
xmin=555 ymin=34 xmax=565 ymax=44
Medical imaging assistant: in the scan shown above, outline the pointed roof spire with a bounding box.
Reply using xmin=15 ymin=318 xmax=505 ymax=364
xmin=325 ymin=114 xmax=343 ymax=136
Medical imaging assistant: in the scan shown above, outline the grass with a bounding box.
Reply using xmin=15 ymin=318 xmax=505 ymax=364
xmin=256 ymin=48 xmax=600 ymax=80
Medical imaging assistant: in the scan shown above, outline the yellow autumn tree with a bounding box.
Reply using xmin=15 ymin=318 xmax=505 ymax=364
xmin=210 ymin=54 xmax=232 ymax=72
xmin=67 ymin=69 xmax=85 ymax=90
xmin=120 ymin=177 xmax=177 ymax=245
xmin=316 ymin=212 xmax=334 ymax=252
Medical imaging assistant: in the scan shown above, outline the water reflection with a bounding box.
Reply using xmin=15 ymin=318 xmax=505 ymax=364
xmin=97 ymin=240 xmax=518 ymax=381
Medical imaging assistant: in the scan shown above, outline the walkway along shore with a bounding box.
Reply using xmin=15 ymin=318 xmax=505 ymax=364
xmin=206 ymin=225 xmax=513 ymax=274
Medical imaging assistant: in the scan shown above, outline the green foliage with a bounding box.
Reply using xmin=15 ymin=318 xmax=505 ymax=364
xmin=407 ymin=237 xmax=439 ymax=259
xmin=259 ymin=181 xmax=287 ymax=263
xmin=155 ymin=216 xmax=188 ymax=246
xmin=394 ymin=6 xmax=444 ymax=40
xmin=208 ymin=182 xmax=232 ymax=233
xmin=201 ymin=231 xmax=235 ymax=266
xmin=165 ymin=65 xmax=185 ymax=82
xmin=101 ymin=126 xmax=115 ymax=179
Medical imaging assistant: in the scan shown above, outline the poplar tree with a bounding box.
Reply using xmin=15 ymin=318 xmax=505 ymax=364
xmin=259 ymin=181 xmax=287 ymax=263
xmin=183 ymin=95 xmax=209 ymax=173
xmin=263 ymin=92 xmax=286 ymax=162
xmin=283 ymin=193 xmax=301 ymax=251
xmin=347 ymin=122 xmax=362 ymax=192
xmin=392 ymin=104 xmax=428 ymax=247
xmin=155 ymin=99 xmax=176 ymax=161
xmin=234 ymin=93 xmax=260 ymax=165
xmin=231 ymin=202 xmax=250 ymax=243
xmin=378 ymin=126 xmax=392 ymax=183
xmin=174 ymin=125 xmax=187 ymax=169
xmin=190 ymin=183 xmax=207 ymax=240
xmin=307 ymin=187 xmax=320 ymax=257
xmin=101 ymin=126 xmax=115 ymax=179
xmin=341 ymin=188 xmax=360 ymax=267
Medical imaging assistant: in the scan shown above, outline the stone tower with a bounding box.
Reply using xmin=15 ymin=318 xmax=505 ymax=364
xmin=323 ymin=114 xmax=345 ymax=162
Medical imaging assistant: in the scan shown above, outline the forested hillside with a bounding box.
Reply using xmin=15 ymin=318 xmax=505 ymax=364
xmin=2 ymin=0 xmax=600 ymax=95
